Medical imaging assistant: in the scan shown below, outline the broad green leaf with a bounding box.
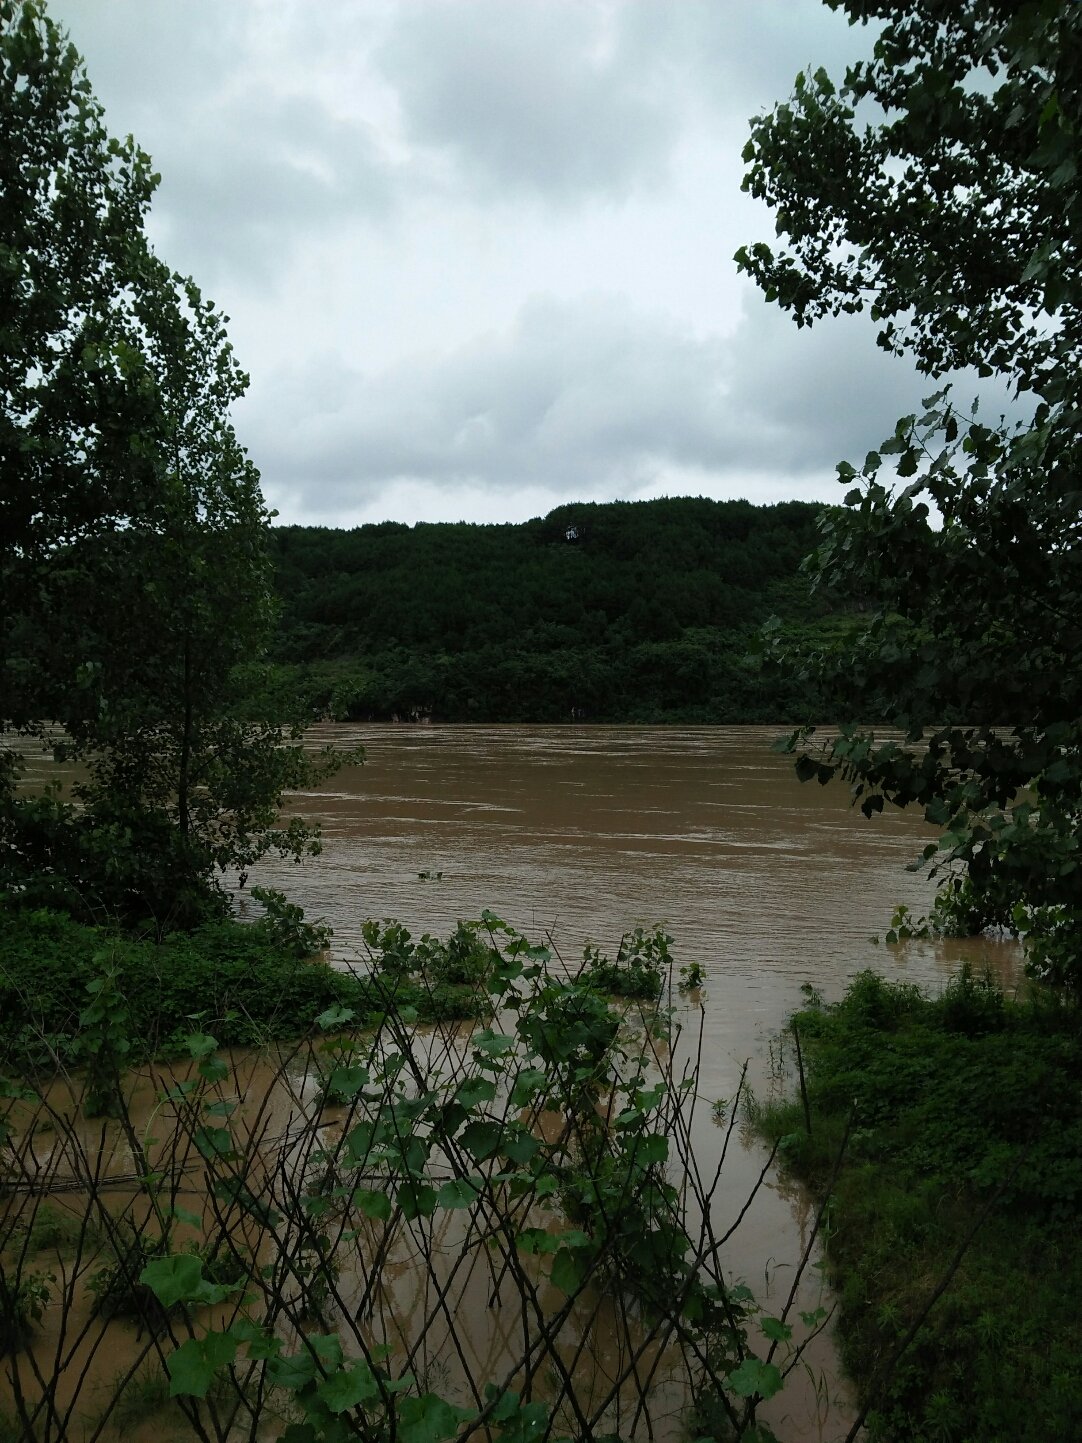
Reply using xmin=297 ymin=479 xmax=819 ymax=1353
xmin=510 ymin=1068 xmax=548 ymax=1107
xmin=550 ymin=1247 xmax=583 ymax=1294
xmin=398 ymin=1392 xmax=474 ymax=1443
xmin=502 ymin=1129 xmax=539 ymax=1164
xmin=140 ymin=1254 xmax=233 ymax=1308
xmin=726 ymin=1357 xmax=783 ymax=1401
xmin=194 ymin=1125 xmax=235 ymax=1160
xmin=398 ymin=1181 xmax=437 ymax=1220
xmin=456 ymin=1077 xmax=497 ymax=1108
xmin=460 ymin=1119 xmax=502 ymax=1159
xmin=437 ymin=1177 xmax=480 ymax=1210
xmin=353 ymin=1187 xmax=392 ymax=1221
xmin=633 ymin=1134 xmax=668 ymax=1166
xmin=316 ymin=1359 xmax=380 ymax=1412
xmin=167 ymin=1332 xmax=238 ymax=1398
xmin=315 ymin=1004 xmax=355 ymax=1030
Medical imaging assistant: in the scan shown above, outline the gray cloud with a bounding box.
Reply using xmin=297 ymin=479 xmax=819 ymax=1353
xmin=247 ymin=291 xmax=946 ymax=523
xmin=48 ymin=1 xmax=394 ymax=291
xmin=38 ymin=2 xmax=945 ymax=528
xmin=377 ymin=0 xmax=680 ymax=203
xmin=148 ymin=95 xmax=391 ymax=287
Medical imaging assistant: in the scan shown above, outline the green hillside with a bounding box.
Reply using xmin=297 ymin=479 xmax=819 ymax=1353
xmin=268 ymin=496 xmax=849 ymax=723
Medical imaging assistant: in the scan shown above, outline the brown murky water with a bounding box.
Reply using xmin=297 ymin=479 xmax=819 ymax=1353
xmin=249 ymin=724 xmax=1019 ymax=1438
xmin=258 ymin=723 xmax=1017 ymax=1048
xmin=7 ymin=725 xmax=1020 ymax=1442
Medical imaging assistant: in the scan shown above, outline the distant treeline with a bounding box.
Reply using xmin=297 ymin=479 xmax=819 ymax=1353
xmin=268 ymin=496 xmax=852 ymax=724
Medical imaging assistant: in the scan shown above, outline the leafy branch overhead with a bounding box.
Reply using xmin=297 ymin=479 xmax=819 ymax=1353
xmin=742 ymin=0 xmax=1082 ymax=992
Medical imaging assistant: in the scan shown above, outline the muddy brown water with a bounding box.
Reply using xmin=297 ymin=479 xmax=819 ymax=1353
xmin=7 ymin=724 xmax=1020 ymax=1441
xmin=248 ymin=725 xmax=1020 ymax=1438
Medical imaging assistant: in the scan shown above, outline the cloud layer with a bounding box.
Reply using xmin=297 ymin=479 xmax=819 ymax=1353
xmin=45 ymin=0 xmax=930 ymax=527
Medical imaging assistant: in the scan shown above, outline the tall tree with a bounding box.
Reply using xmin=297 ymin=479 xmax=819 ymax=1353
xmin=1 ymin=0 xmax=329 ymax=925
xmin=738 ymin=1 xmax=1082 ymax=989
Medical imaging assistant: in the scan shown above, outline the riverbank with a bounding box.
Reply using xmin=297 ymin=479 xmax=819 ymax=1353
xmin=753 ymin=969 xmax=1082 ymax=1442
xmin=0 ymin=904 xmax=381 ymax=1074
xmin=0 ymin=904 xmax=825 ymax=1443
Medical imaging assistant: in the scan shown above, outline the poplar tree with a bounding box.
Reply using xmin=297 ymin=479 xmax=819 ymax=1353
xmin=738 ymin=0 xmax=1082 ymax=990
xmin=1 ymin=0 xmax=325 ymax=925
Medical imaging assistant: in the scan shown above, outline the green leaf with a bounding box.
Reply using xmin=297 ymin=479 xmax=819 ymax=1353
xmin=353 ymin=1187 xmax=392 ymax=1221
xmin=502 ymin=1130 xmax=539 ymax=1164
xmin=455 ymin=1077 xmax=497 ymax=1109
xmin=510 ymin=1068 xmax=548 ymax=1107
xmin=194 ymin=1125 xmax=235 ymax=1160
xmin=437 ymin=1177 xmax=480 ymax=1210
xmin=461 ymin=1119 xmax=502 ymax=1159
xmin=398 ymin=1393 xmax=475 ymax=1443
xmin=761 ymin=1316 xmax=792 ymax=1342
xmin=316 ymin=1359 xmax=381 ymax=1412
xmin=315 ymin=1004 xmax=355 ymax=1030
xmin=167 ymin=1332 xmax=238 ymax=1398
xmin=550 ymin=1247 xmax=583 ymax=1294
xmin=140 ymin=1254 xmax=233 ymax=1308
xmin=726 ymin=1357 xmax=783 ymax=1400
xmin=632 ymin=1133 xmax=668 ymax=1166
xmin=398 ymin=1182 xmax=437 ymax=1220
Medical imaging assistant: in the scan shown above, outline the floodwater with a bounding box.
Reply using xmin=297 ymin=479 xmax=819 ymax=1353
xmin=6 ymin=724 xmax=1020 ymax=1442
xmin=246 ymin=724 xmax=1020 ymax=1438
xmin=259 ymin=723 xmax=1016 ymax=1053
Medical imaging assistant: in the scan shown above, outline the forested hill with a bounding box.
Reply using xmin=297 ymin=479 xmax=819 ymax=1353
xmin=268 ymin=496 xmax=846 ymax=724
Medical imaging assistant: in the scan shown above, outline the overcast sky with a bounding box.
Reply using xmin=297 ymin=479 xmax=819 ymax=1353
xmin=47 ymin=0 xmax=949 ymax=530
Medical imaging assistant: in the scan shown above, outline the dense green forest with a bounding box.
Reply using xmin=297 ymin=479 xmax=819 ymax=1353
xmin=269 ymin=496 xmax=848 ymax=723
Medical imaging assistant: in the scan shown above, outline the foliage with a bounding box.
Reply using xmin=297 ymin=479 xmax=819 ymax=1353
xmin=249 ymin=886 xmax=332 ymax=959
xmin=0 ymin=1 xmax=350 ymax=928
xmin=679 ymin=961 xmax=706 ymax=991
xmin=577 ymin=926 xmax=671 ymax=1001
xmin=362 ymin=917 xmax=500 ymax=1022
xmin=267 ymin=497 xmax=848 ymax=724
xmin=739 ymin=1 xmax=1082 ymax=992
xmin=0 ymin=1266 xmax=51 ymax=1357
xmin=754 ymin=971 xmax=1082 ymax=1441
xmin=0 ymin=905 xmax=377 ymax=1072
xmin=0 ymin=915 xmax=831 ymax=1442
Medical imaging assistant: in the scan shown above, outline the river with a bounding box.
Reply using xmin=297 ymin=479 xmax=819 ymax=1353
xmin=238 ymin=723 xmax=1018 ymax=1440
xmin=9 ymin=722 xmax=1018 ymax=1441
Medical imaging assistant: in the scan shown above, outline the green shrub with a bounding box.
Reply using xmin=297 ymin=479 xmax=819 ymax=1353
xmin=755 ymin=971 xmax=1082 ymax=1442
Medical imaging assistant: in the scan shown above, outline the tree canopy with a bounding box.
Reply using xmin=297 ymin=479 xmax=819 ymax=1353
xmin=267 ymin=497 xmax=846 ymax=725
xmin=738 ymin=0 xmax=1082 ymax=989
xmin=0 ymin=0 xmax=329 ymax=928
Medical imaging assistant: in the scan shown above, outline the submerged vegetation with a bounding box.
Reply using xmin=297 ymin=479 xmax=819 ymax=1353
xmin=753 ymin=970 xmax=1082 ymax=1442
xmin=0 ymin=914 xmax=830 ymax=1443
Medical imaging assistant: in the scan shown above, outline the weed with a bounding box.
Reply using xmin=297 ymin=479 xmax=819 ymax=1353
xmin=754 ymin=971 xmax=1082 ymax=1442
xmin=0 ymin=1267 xmax=52 ymax=1356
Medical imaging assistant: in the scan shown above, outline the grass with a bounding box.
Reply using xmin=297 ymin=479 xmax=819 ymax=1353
xmin=0 ymin=904 xmax=384 ymax=1072
xmin=753 ymin=968 xmax=1082 ymax=1442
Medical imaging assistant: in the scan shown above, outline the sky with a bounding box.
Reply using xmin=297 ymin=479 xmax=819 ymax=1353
xmin=46 ymin=0 xmax=954 ymax=530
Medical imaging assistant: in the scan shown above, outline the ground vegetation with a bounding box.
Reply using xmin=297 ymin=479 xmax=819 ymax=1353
xmin=0 ymin=915 xmax=829 ymax=1443
xmin=754 ymin=971 xmax=1082 ymax=1441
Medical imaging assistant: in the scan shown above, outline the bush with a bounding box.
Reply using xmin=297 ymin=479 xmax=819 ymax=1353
xmin=755 ymin=971 xmax=1082 ymax=1442
xmin=0 ymin=905 xmax=376 ymax=1072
